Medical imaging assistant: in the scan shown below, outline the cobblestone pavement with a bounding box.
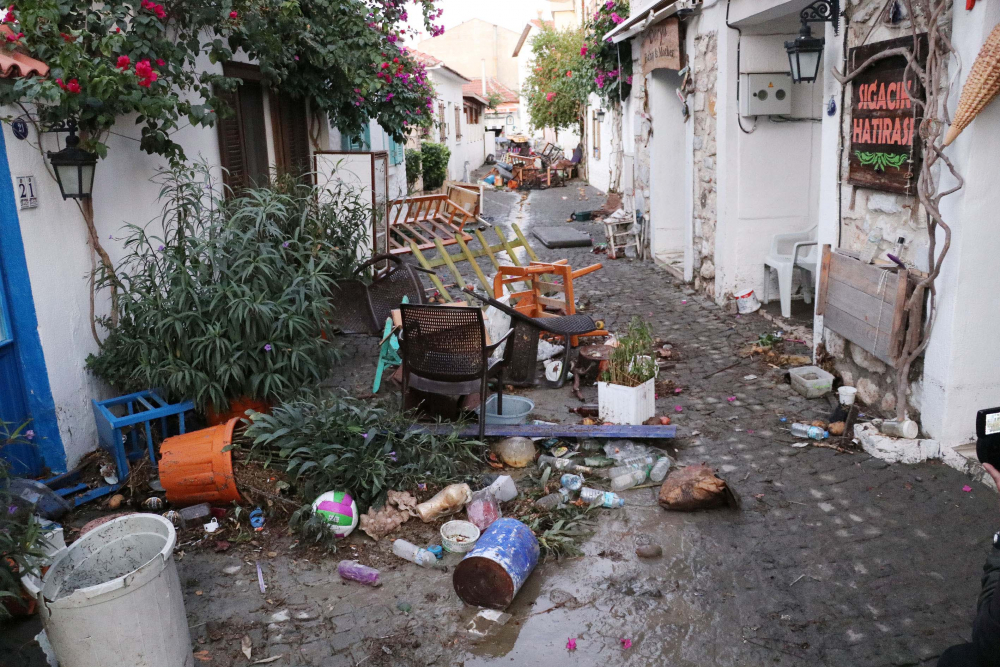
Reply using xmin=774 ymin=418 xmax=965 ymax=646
xmin=5 ymin=182 xmax=997 ymax=667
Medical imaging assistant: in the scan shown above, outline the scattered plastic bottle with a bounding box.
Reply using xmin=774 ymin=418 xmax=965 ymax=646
xmin=619 ymin=454 xmax=657 ymax=469
xmin=392 ymin=539 xmax=437 ymax=567
xmin=583 ymin=456 xmax=615 ymax=468
xmin=414 ymin=484 xmax=472 ymax=522
xmin=608 ymin=465 xmax=650 ymax=480
xmin=611 ymin=469 xmax=648 ymax=492
xmin=560 ymin=474 xmax=584 ymax=491
xmin=649 ymin=456 xmax=673 ymax=483
xmin=535 ymin=488 xmax=570 ymax=510
xmin=427 ymin=545 xmax=444 ymax=560
xmin=337 ymin=560 xmax=381 ymax=586
xmin=466 ymin=489 xmax=501 ymax=531
xmin=537 ymin=455 xmax=590 ymax=473
xmin=790 ymin=423 xmax=829 ymax=440
xmin=579 ymin=487 xmax=625 ymax=508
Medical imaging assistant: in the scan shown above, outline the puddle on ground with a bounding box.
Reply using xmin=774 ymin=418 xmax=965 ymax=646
xmin=460 ymin=491 xmax=720 ymax=666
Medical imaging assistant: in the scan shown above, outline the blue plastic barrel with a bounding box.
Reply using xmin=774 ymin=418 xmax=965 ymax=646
xmin=453 ymin=518 xmax=539 ymax=609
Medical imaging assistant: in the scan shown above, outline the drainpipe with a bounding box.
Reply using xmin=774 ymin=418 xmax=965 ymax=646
xmin=482 ymin=60 xmax=487 ymax=97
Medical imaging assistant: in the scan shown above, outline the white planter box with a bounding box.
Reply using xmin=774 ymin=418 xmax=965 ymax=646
xmin=598 ymin=378 xmax=656 ymax=425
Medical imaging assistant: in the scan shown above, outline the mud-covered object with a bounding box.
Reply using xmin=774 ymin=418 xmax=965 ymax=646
xmin=658 ymin=465 xmax=741 ymax=511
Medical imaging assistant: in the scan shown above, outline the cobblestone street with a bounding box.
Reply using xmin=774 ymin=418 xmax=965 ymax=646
xmin=7 ymin=183 xmax=997 ymax=667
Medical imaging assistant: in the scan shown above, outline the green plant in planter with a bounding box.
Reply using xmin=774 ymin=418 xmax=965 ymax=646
xmin=86 ymin=162 xmax=371 ymax=412
xmin=243 ymin=390 xmax=481 ymax=543
xmin=420 ymin=141 xmax=451 ymax=190
xmin=0 ymin=457 xmax=43 ymax=619
xmin=405 ymin=148 xmax=423 ymax=189
xmin=602 ymin=316 xmax=657 ymax=387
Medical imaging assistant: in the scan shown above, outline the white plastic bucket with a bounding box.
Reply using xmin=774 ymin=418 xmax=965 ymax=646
xmin=23 ymin=513 xmax=192 ymax=667
xmin=838 ymin=386 xmax=858 ymax=406
xmin=734 ymin=289 xmax=761 ymax=314
xmin=598 ymin=377 xmax=656 ymax=425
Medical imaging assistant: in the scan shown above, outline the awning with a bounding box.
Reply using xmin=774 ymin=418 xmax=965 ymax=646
xmin=603 ymin=0 xmax=685 ymax=44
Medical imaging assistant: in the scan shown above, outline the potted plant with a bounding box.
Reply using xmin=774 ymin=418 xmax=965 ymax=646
xmin=598 ymin=317 xmax=658 ymax=425
xmin=0 ymin=438 xmax=44 ymax=619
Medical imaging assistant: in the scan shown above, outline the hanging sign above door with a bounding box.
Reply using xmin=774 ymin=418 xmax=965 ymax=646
xmin=641 ymin=17 xmax=682 ymax=74
xmin=847 ymin=34 xmax=928 ymax=195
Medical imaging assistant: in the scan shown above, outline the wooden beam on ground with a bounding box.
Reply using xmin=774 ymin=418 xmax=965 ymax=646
xmin=511 ymin=223 xmax=539 ymax=262
xmin=410 ymin=241 xmax=453 ymax=301
xmin=456 ymin=235 xmax=494 ymax=297
xmin=496 ymin=228 xmax=522 ymax=267
xmin=408 ymin=423 xmax=678 ymax=439
xmin=475 ymin=229 xmax=501 ymax=270
xmin=434 ymin=237 xmax=467 ymax=290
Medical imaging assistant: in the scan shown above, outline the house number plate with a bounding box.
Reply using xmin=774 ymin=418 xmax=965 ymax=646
xmin=17 ymin=175 xmax=37 ymax=209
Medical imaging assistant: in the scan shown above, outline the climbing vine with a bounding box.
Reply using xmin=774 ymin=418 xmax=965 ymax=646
xmin=583 ymin=0 xmax=633 ymax=107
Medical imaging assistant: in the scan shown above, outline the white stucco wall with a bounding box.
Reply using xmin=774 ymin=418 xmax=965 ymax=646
xmin=586 ymin=95 xmax=615 ymax=194
xmin=425 ymin=67 xmax=469 ymax=181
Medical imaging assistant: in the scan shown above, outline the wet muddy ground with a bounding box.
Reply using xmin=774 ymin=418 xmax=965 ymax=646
xmin=4 ymin=181 xmax=998 ymax=667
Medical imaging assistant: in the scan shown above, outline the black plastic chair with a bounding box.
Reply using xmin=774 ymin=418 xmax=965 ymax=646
xmin=400 ymin=304 xmax=512 ymax=441
xmin=329 ymin=254 xmax=435 ymax=334
xmin=463 ymin=286 xmax=597 ymax=388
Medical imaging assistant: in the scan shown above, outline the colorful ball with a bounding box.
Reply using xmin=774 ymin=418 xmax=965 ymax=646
xmin=312 ymin=491 xmax=358 ymax=537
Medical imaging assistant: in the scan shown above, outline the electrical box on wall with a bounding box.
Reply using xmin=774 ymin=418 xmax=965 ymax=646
xmin=740 ymin=73 xmax=792 ymax=116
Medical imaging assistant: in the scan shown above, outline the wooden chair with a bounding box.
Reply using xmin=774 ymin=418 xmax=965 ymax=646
xmin=400 ymin=305 xmax=512 ymax=441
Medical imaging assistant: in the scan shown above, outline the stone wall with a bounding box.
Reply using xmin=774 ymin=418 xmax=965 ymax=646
xmin=692 ymin=31 xmax=718 ymax=297
xmin=823 ymin=0 xmax=949 ymax=423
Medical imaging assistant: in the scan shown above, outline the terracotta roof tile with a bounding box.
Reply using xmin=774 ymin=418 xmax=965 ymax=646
xmin=0 ymin=26 xmax=48 ymax=79
xmin=463 ymin=78 xmax=519 ymax=104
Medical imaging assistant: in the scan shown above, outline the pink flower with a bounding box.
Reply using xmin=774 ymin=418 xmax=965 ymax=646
xmin=546 ymin=92 xmax=556 ymax=101
xmin=566 ymin=638 xmax=577 ymax=651
xmin=580 ymin=45 xmax=588 ymax=56
xmin=963 ymin=485 xmax=973 ymax=492
xmin=610 ymin=12 xmax=623 ymax=24
xmin=156 ymin=58 xmax=165 ymax=67
xmin=674 ymin=387 xmax=683 ymax=394
xmin=66 ymin=78 xmax=80 ymax=94
xmin=605 ymin=0 xmax=615 ymax=8
xmin=621 ymin=638 xmax=632 ymax=650
xmin=674 ymin=405 xmax=683 ymax=413
xmin=116 ymin=55 xmax=131 ymax=70
xmin=727 ymin=396 xmax=736 ymax=402
xmin=386 ymin=92 xmax=394 ymax=100
xmin=24 ymin=429 xmax=34 ymax=440
xmin=566 ymin=70 xmax=572 ymax=77
xmin=229 ymin=10 xmax=237 ymax=18
xmin=2 ymin=5 xmax=13 ymax=23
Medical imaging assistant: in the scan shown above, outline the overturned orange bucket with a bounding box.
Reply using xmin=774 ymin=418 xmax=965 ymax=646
xmin=159 ymin=418 xmax=241 ymax=507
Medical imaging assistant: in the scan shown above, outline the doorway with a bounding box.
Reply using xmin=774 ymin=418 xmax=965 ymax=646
xmin=648 ymin=68 xmax=690 ymax=280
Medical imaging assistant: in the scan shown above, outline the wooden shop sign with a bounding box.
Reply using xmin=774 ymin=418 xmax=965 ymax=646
xmin=641 ymin=17 xmax=682 ymax=74
xmin=847 ymin=34 xmax=928 ymax=195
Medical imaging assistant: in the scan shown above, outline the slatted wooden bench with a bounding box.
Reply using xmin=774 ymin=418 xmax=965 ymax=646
xmin=387 ymin=194 xmax=475 ymax=255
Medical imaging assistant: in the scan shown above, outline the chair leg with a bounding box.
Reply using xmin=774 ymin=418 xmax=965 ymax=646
xmin=496 ymin=370 xmax=504 ymax=416
xmin=800 ymin=268 xmax=814 ymax=305
xmin=778 ymin=265 xmax=793 ymax=319
xmin=762 ymin=266 xmax=771 ymax=304
xmin=478 ymin=376 xmax=487 ymax=442
xmin=548 ymin=338 xmax=573 ymax=389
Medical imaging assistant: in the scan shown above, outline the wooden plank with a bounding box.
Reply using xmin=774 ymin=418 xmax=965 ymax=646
xmin=536 ymin=281 xmax=566 ymax=293
xmin=829 ymin=251 xmax=902 ymax=297
xmin=537 ymin=295 xmax=569 ymax=310
xmin=887 ymin=268 xmax=910 ymax=355
xmin=511 ymin=223 xmax=539 ymax=262
xmin=496 ymin=228 xmax=522 ymax=267
xmin=823 ymin=303 xmax=895 ymax=364
xmin=410 ymin=241 xmax=453 ymax=302
xmin=434 ymin=237 xmax=467 ymax=290
xmin=407 ymin=423 xmax=677 ymax=439
xmin=816 ymin=244 xmax=832 ymax=315
xmin=456 ymin=235 xmax=494 ymax=297
xmin=825 ymin=279 xmax=896 ymax=328
xmin=475 ymin=230 xmax=501 ymax=270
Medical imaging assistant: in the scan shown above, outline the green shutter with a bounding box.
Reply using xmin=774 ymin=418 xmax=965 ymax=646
xmin=390 ymin=137 xmax=404 ymax=165
xmin=341 ymin=124 xmax=371 ymax=151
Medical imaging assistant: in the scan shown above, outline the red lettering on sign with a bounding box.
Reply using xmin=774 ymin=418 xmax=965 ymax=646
xmin=853 ymin=118 xmax=864 ymax=143
xmin=891 ymin=117 xmax=902 ymax=144
xmin=886 ymin=82 xmax=897 ymax=110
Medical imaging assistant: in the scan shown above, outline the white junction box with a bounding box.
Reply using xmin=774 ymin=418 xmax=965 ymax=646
xmin=740 ymin=73 xmax=792 ymax=116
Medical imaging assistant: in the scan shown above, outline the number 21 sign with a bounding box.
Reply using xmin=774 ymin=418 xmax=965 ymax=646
xmin=16 ymin=175 xmax=37 ymax=209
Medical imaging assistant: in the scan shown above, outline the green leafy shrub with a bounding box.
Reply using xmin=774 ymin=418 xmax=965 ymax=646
xmin=87 ymin=163 xmax=371 ymax=412
xmin=243 ymin=391 xmax=482 ymax=540
xmin=602 ymin=316 xmax=657 ymax=387
xmin=420 ymin=141 xmax=451 ymax=190
xmin=0 ymin=450 xmax=43 ymax=619
xmin=405 ymin=148 xmax=423 ymax=188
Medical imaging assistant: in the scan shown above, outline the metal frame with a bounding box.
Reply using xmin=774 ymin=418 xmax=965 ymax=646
xmin=313 ymin=150 xmax=390 ymax=257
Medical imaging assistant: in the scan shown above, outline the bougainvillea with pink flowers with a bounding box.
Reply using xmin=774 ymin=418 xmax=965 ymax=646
xmin=522 ymin=26 xmax=592 ymax=132
xmin=583 ymin=0 xmax=633 ymax=106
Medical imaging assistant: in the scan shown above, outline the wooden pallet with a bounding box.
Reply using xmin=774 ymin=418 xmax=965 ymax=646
xmin=387 ymin=194 xmax=475 ymax=255
xmin=408 ymin=223 xmax=539 ymax=301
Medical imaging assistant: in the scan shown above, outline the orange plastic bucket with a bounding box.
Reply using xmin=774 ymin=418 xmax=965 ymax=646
xmin=205 ymin=396 xmax=271 ymax=426
xmin=159 ymin=418 xmax=242 ymax=507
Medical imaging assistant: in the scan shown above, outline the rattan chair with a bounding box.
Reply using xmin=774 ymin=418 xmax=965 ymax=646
xmin=400 ymin=304 xmax=512 ymax=441
xmin=328 ymin=254 xmax=434 ymax=334
xmin=463 ymin=287 xmax=597 ymax=388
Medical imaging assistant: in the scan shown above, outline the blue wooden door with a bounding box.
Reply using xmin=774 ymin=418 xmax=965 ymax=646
xmin=0 ymin=249 xmax=36 ymax=475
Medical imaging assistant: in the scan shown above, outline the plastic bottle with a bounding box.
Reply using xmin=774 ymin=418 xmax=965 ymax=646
xmin=620 ymin=454 xmax=657 ymax=469
xmin=790 ymin=423 xmax=829 ymax=440
xmin=560 ymin=474 xmax=584 ymax=491
xmin=466 ymin=489 xmax=501 ymax=531
xmin=392 ymin=539 xmax=437 ymax=567
xmin=611 ymin=469 xmax=648 ymax=492
xmin=877 ymin=419 xmax=919 ymax=439
xmin=337 ymin=560 xmax=381 ymax=586
xmin=649 ymin=456 xmax=673 ymax=483
xmin=537 ymin=455 xmax=591 ymax=473
xmin=579 ymin=487 xmax=625 ymax=508
xmin=414 ymin=483 xmax=472 ymax=522
xmin=608 ymin=465 xmax=650 ymax=480
xmin=535 ymin=488 xmax=570 ymax=510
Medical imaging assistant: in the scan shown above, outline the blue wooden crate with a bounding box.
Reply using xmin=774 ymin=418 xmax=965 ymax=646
xmin=92 ymin=390 xmax=195 ymax=479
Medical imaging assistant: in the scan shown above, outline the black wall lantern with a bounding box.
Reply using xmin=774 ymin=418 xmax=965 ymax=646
xmin=785 ymin=0 xmax=839 ymax=84
xmin=47 ymin=120 xmax=97 ymax=200
xmin=596 ymin=108 xmax=606 ymax=122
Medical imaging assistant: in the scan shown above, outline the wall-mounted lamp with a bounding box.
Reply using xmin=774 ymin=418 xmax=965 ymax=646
xmin=596 ymin=108 xmax=606 ymax=122
xmin=784 ymin=0 xmax=839 ymax=84
xmin=47 ymin=120 xmax=97 ymax=200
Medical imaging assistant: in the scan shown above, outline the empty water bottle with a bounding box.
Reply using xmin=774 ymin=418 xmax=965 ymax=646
xmin=620 ymin=454 xmax=657 ymax=469
xmin=537 ymin=455 xmax=591 ymax=473
xmin=580 ymin=487 xmax=625 ymax=508
xmin=337 ymin=560 xmax=381 ymax=586
xmin=608 ymin=465 xmax=650 ymax=479
xmin=649 ymin=456 xmax=673 ymax=483
xmin=560 ymin=474 xmax=584 ymax=491
xmin=790 ymin=423 xmax=829 ymax=440
xmin=535 ymin=488 xmax=570 ymax=510
xmin=392 ymin=539 xmax=437 ymax=567
xmin=611 ymin=469 xmax=648 ymax=492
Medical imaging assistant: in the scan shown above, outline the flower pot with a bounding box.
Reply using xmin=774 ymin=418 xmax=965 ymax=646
xmin=205 ymin=397 xmax=271 ymax=426
xmin=598 ymin=377 xmax=656 ymax=425
xmin=2 ymin=557 xmax=37 ymax=617
xmin=159 ymin=418 xmax=242 ymax=507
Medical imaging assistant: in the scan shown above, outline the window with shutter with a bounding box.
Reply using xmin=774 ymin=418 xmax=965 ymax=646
xmin=454 ymin=106 xmax=462 ymax=141
xmin=389 ymin=137 xmax=404 ymax=165
xmin=272 ymin=95 xmax=311 ymax=179
xmin=438 ymin=103 xmax=446 ymax=142
xmin=341 ymin=124 xmax=371 ymax=151
xmin=217 ymin=63 xmax=270 ymax=194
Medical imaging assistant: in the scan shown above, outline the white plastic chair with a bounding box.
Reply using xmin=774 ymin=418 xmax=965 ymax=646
xmin=763 ymin=225 xmax=818 ymax=318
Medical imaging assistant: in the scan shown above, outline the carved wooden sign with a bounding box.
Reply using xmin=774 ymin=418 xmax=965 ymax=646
xmin=847 ymin=34 xmax=928 ymax=195
xmin=641 ymin=17 xmax=682 ymax=74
